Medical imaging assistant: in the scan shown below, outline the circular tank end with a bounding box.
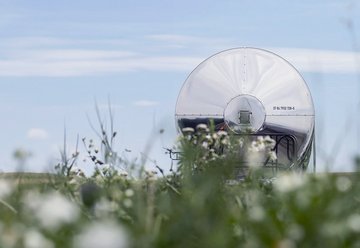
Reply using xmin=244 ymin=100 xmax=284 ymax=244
xmin=224 ymin=94 xmax=266 ymax=133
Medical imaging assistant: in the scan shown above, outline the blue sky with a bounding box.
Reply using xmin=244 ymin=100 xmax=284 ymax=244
xmin=0 ymin=0 xmax=360 ymax=173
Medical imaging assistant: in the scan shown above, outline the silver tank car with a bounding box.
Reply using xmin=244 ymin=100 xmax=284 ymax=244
xmin=175 ymin=48 xmax=315 ymax=171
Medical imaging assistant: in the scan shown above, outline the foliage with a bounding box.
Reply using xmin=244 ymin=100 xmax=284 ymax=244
xmin=1 ymin=121 xmax=360 ymax=248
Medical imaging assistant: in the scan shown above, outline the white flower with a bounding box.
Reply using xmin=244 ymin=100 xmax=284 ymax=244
xmin=336 ymin=176 xmax=352 ymax=192
xmin=24 ymin=191 xmax=80 ymax=230
xmin=220 ymin=138 xmax=229 ymax=146
xmin=201 ymin=141 xmax=209 ymax=149
xmin=196 ymin=124 xmax=209 ymax=132
xmin=182 ymin=127 xmax=194 ymax=133
xmin=348 ymin=214 xmax=360 ymax=232
xmin=0 ymin=180 xmax=13 ymax=199
xmin=95 ymin=173 xmax=104 ymax=184
xmin=277 ymin=239 xmax=296 ymax=248
xmin=250 ymin=139 xmax=265 ymax=152
xmin=196 ymin=123 xmax=207 ymax=129
xmin=119 ymin=169 xmax=128 ymax=177
xmin=247 ymin=147 xmax=265 ymax=167
xmin=70 ymin=165 xmax=79 ymax=172
xmin=123 ymin=199 xmax=133 ymax=208
xmin=102 ymin=164 xmax=111 ymax=174
xmin=263 ymin=135 xmax=275 ymax=147
xmin=274 ymin=173 xmax=306 ymax=193
xmin=24 ymin=229 xmax=54 ymax=248
xmin=73 ymin=221 xmax=129 ymax=248
xmin=94 ymin=198 xmax=118 ymax=218
xmin=238 ymin=137 xmax=244 ymax=147
xmin=217 ymin=130 xmax=228 ymax=137
xmin=249 ymin=206 xmax=265 ymax=221
xmin=124 ymin=189 xmax=134 ymax=197
xmin=1 ymin=223 xmax=22 ymax=247
xmin=257 ymin=142 xmax=266 ymax=151
xmin=68 ymin=177 xmax=79 ymax=186
xmin=268 ymin=151 xmax=277 ymax=161
xmin=287 ymin=224 xmax=304 ymax=240
xmin=145 ymin=170 xmax=157 ymax=181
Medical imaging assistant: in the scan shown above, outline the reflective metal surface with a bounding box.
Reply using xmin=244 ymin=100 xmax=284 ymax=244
xmin=175 ymin=47 xmax=315 ymax=170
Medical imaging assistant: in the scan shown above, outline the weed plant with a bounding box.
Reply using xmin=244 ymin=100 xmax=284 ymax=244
xmin=0 ymin=111 xmax=359 ymax=248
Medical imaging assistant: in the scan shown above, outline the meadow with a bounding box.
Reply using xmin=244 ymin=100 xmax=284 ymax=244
xmin=1 ymin=118 xmax=360 ymax=248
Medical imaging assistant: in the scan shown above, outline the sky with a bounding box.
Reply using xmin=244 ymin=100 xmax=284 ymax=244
xmin=0 ymin=0 xmax=360 ymax=173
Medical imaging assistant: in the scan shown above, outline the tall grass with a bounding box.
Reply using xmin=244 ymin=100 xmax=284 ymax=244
xmin=0 ymin=110 xmax=359 ymax=248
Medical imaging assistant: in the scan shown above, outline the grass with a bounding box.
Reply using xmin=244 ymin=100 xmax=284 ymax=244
xmin=1 ymin=171 xmax=359 ymax=183
xmin=1 ymin=113 xmax=359 ymax=247
xmin=0 ymin=172 xmax=56 ymax=186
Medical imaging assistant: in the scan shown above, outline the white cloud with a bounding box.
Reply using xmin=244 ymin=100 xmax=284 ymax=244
xmin=270 ymin=47 xmax=360 ymax=74
xmin=1 ymin=38 xmax=360 ymax=77
xmin=133 ymin=100 xmax=160 ymax=107
xmin=10 ymin=49 xmax=137 ymax=60
xmin=146 ymin=34 xmax=235 ymax=50
xmin=147 ymin=34 xmax=207 ymax=43
xmin=0 ymin=52 xmax=202 ymax=76
xmin=27 ymin=128 xmax=49 ymax=140
xmin=0 ymin=37 xmax=129 ymax=49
